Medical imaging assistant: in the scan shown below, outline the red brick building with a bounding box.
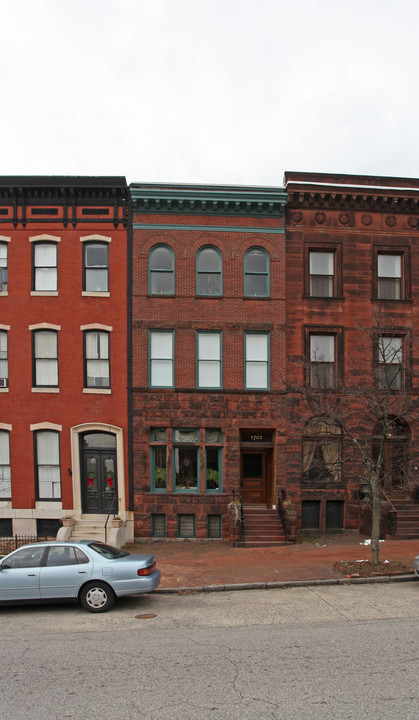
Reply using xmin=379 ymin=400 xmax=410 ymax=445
xmin=284 ymin=172 xmax=419 ymax=536
xmin=130 ymin=183 xmax=287 ymax=541
xmin=0 ymin=177 xmax=132 ymax=543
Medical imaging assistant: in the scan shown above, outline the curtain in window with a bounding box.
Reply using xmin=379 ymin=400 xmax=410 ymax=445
xmin=35 ymin=332 xmax=58 ymax=385
xmin=0 ymin=431 xmax=11 ymax=498
xmin=37 ymin=432 xmax=61 ymax=499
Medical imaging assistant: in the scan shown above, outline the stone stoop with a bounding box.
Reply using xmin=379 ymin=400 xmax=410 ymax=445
xmin=391 ymin=500 xmax=419 ymax=540
xmin=65 ymin=515 xmax=109 ymax=543
xmin=235 ymin=506 xmax=290 ymax=548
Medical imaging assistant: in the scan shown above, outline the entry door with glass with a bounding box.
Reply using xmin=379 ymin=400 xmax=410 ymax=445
xmin=81 ymin=433 xmax=118 ymax=514
xmin=241 ymin=451 xmax=266 ymax=504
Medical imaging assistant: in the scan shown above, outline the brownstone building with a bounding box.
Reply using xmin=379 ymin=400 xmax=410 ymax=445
xmin=130 ymin=183 xmax=287 ymax=541
xmin=284 ymin=172 xmax=419 ymax=537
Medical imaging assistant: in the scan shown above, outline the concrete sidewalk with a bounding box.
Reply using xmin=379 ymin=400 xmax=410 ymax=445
xmin=125 ymin=533 xmax=419 ymax=592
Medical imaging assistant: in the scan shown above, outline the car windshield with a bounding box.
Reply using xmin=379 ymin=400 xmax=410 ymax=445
xmin=87 ymin=542 xmax=129 ymax=559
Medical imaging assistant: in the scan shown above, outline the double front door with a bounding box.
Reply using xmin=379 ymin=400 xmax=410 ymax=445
xmin=81 ymin=433 xmax=118 ymax=514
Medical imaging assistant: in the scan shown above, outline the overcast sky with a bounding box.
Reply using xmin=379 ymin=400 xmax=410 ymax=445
xmin=2 ymin=0 xmax=418 ymax=186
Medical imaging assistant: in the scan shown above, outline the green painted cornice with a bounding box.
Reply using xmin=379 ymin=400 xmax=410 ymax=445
xmin=129 ymin=183 xmax=286 ymax=217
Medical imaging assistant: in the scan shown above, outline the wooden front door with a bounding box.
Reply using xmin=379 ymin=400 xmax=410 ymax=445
xmin=241 ymin=451 xmax=266 ymax=504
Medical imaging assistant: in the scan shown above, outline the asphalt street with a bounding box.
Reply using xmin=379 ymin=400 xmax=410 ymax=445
xmin=1 ymin=583 xmax=418 ymax=720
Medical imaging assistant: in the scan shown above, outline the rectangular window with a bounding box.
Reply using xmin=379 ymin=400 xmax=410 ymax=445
xmin=206 ymin=446 xmax=222 ymax=491
xmin=149 ymin=331 xmax=174 ymax=388
xmin=378 ymin=336 xmax=403 ymax=390
xmin=35 ymin=430 xmax=61 ymax=499
xmin=151 ymin=445 xmax=167 ymax=491
xmin=84 ymin=243 xmax=109 ymax=292
xmin=207 ymin=515 xmax=222 ymax=538
xmin=245 ymin=333 xmax=269 ymax=389
xmin=84 ymin=331 xmax=110 ymax=388
xmin=0 ymin=331 xmax=8 ymax=388
xmin=310 ymin=334 xmax=335 ymax=388
xmin=0 ymin=431 xmax=11 ymax=499
xmin=178 ymin=514 xmax=196 ymax=538
xmin=33 ymin=330 xmax=58 ymax=387
xmin=197 ymin=332 xmax=221 ymax=388
xmin=0 ymin=243 xmax=7 ymax=291
xmin=33 ymin=243 xmax=57 ymax=291
xmin=149 ymin=428 xmax=222 ymax=495
xmin=151 ymin=514 xmax=166 ymax=538
xmin=301 ymin=501 xmax=320 ymax=529
xmin=377 ymin=253 xmax=401 ymax=299
xmin=309 ymin=251 xmax=334 ymax=297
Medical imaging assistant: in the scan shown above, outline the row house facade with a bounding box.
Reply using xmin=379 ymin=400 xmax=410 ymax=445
xmin=130 ymin=184 xmax=287 ymax=541
xmin=2 ymin=172 xmax=419 ymax=545
xmin=0 ymin=177 xmax=132 ymax=543
xmin=284 ymin=172 xmax=419 ymax=538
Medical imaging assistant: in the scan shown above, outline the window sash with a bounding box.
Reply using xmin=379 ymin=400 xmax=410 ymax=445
xmin=310 ymin=335 xmax=335 ymax=362
xmin=34 ymin=331 xmax=58 ymax=386
xmin=245 ymin=333 xmax=269 ymax=388
xmin=36 ymin=431 xmax=61 ymax=499
xmin=85 ymin=244 xmax=109 ymax=291
xmin=150 ymin=332 xmax=173 ymax=387
xmin=244 ymin=249 xmax=269 ymax=297
xmin=149 ymin=247 xmax=174 ymax=294
xmin=198 ymin=333 xmax=221 ymax=388
xmin=0 ymin=331 xmax=8 ymax=384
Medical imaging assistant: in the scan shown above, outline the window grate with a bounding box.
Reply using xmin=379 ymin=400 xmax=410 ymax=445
xmin=178 ymin=514 xmax=196 ymax=538
xmin=208 ymin=514 xmax=222 ymax=538
xmin=152 ymin=514 xmax=166 ymax=538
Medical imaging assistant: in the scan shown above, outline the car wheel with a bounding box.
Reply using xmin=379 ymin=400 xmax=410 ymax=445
xmin=80 ymin=581 xmax=115 ymax=613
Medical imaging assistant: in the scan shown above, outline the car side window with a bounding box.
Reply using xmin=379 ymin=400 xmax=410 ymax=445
xmin=74 ymin=548 xmax=90 ymax=564
xmin=3 ymin=546 xmax=46 ymax=569
xmin=46 ymin=546 xmax=78 ymax=567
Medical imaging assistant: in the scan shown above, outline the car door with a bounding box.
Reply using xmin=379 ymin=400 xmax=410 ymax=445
xmin=0 ymin=545 xmax=46 ymax=601
xmin=39 ymin=545 xmax=93 ymax=599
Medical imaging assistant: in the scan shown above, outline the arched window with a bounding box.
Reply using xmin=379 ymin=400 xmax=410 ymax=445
xmin=372 ymin=417 xmax=410 ymax=493
xmin=244 ymin=247 xmax=269 ymax=297
xmin=149 ymin=245 xmax=174 ymax=295
xmin=196 ymin=246 xmax=222 ymax=296
xmin=303 ymin=418 xmax=342 ymax=486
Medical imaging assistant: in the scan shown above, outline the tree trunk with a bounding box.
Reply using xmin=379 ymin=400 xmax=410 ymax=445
xmin=371 ymin=476 xmax=381 ymax=564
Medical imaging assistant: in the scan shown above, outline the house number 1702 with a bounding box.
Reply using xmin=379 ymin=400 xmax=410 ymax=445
xmin=250 ymin=434 xmax=262 ymax=441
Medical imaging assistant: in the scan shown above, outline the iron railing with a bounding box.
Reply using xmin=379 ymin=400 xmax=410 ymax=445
xmin=104 ymin=499 xmax=119 ymax=543
xmin=277 ymin=496 xmax=288 ymax=541
xmin=0 ymin=534 xmax=44 ymax=555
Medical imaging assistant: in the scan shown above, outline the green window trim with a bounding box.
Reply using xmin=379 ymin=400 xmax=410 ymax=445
xmin=196 ymin=246 xmax=222 ymax=296
xmin=244 ymin=332 xmax=270 ymax=390
xmin=205 ymin=446 xmax=222 ymax=492
xmin=244 ymin=247 xmax=270 ymax=298
xmin=196 ymin=331 xmax=222 ymax=389
xmin=151 ymin=514 xmax=166 ymax=538
xmin=150 ymin=445 xmax=168 ymax=492
xmin=148 ymin=330 xmax=174 ymax=388
xmin=148 ymin=244 xmax=174 ymax=295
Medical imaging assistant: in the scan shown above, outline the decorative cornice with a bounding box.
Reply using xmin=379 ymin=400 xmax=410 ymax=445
xmin=130 ymin=183 xmax=286 ymax=217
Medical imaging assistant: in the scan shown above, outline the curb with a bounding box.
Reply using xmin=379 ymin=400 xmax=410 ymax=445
xmin=155 ymin=573 xmax=416 ymax=594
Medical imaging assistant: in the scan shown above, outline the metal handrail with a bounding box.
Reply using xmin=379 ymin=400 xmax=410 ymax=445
xmin=379 ymin=485 xmax=397 ymax=513
xmin=104 ymin=499 xmax=118 ymax=543
xmin=277 ymin=496 xmax=288 ymax=541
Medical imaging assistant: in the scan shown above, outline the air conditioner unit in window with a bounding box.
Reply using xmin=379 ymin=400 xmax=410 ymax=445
xmin=0 ymin=378 xmax=8 ymax=387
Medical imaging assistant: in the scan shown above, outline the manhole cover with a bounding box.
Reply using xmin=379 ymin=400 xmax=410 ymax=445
xmin=135 ymin=613 xmax=157 ymax=619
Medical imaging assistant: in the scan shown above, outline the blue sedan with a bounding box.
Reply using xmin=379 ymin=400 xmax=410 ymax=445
xmin=0 ymin=540 xmax=161 ymax=612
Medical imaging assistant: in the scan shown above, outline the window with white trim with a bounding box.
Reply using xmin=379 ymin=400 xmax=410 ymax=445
xmin=83 ymin=243 xmax=109 ymax=292
xmin=0 ymin=331 xmax=8 ymax=388
xmin=309 ymin=251 xmax=334 ymax=297
xmin=33 ymin=330 xmax=58 ymax=387
xmin=84 ymin=331 xmax=110 ymax=388
xmin=377 ymin=254 xmax=401 ymax=300
xmin=0 ymin=243 xmax=7 ymax=291
xmin=0 ymin=431 xmax=11 ymax=499
xmin=33 ymin=243 xmax=57 ymax=291
xmin=197 ymin=332 xmax=221 ymax=388
xmin=35 ymin=430 xmax=61 ymax=500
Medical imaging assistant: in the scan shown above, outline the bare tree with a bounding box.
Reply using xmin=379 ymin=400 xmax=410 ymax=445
xmin=286 ymin=313 xmax=419 ymax=564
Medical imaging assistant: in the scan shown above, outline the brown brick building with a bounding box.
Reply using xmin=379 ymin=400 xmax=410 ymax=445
xmin=130 ymin=183 xmax=287 ymax=540
xmin=284 ymin=172 xmax=419 ymax=536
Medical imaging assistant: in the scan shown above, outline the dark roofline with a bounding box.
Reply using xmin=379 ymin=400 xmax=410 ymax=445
xmin=0 ymin=176 xmax=128 ymax=189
